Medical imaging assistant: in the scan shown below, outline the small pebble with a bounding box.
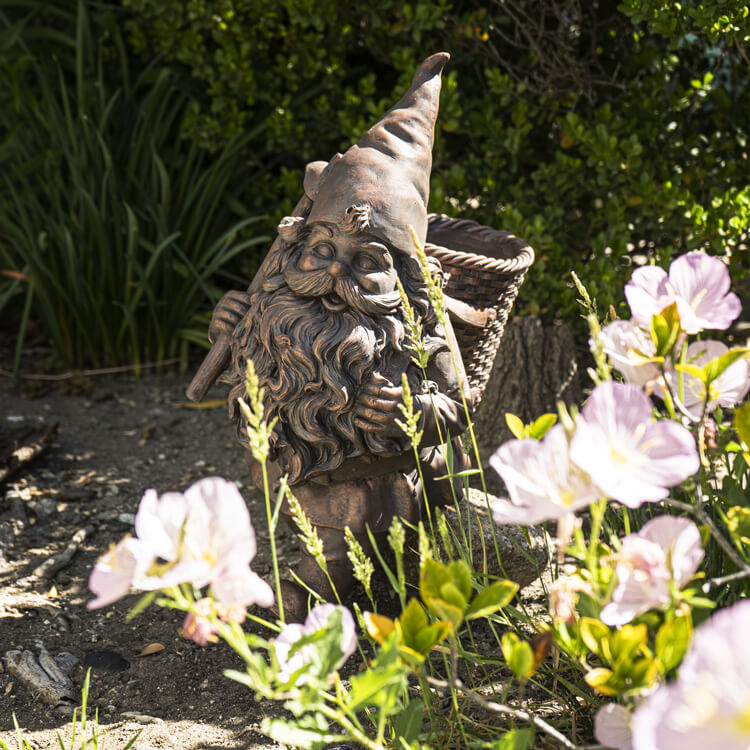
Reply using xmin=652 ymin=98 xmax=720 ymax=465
xmin=118 ymin=513 xmax=136 ymax=525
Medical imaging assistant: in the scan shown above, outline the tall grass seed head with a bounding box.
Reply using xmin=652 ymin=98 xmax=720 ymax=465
xmin=345 ymin=527 xmax=375 ymax=591
xmin=397 ymin=277 xmax=429 ymax=369
xmin=286 ymin=487 xmax=326 ymax=565
xmin=396 ymin=373 xmax=423 ymax=448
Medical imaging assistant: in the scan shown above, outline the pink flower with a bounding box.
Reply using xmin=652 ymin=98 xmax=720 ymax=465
xmin=489 ymin=425 xmax=600 ymax=525
xmin=135 ymin=477 xmax=258 ymax=590
xmin=569 ymin=382 xmax=699 ymax=507
xmin=626 ymin=252 xmax=741 ymax=334
xmin=272 ymin=604 xmax=357 ymax=686
xmin=181 ymin=598 xmax=219 ymax=646
xmin=668 ymin=340 xmax=750 ymax=421
xmin=632 ymin=600 xmax=750 ymax=750
xmin=600 ymin=516 xmax=704 ymax=626
xmin=212 ymin=564 xmax=274 ymax=622
xmin=87 ymin=536 xmax=153 ymax=610
xmin=598 ymin=320 xmax=663 ymax=392
xmin=595 ymin=703 xmax=633 ymax=750
xmin=549 ymin=573 xmax=593 ymax=624
xmin=88 ymin=478 xmax=272 ymax=614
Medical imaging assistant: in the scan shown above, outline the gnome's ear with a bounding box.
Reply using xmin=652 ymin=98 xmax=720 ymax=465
xmin=303 ymin=155 xmax=342 ymax=200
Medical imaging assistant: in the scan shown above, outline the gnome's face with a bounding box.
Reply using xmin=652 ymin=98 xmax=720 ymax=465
xmin=283 ymin=216 xmax=402 ymax=317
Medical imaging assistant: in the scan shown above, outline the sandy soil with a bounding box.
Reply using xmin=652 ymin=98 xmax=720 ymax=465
xmin=0 ymin=360 xmax=300 ymax=749
xmin=0 ymin=351 xmax=565 ymax=750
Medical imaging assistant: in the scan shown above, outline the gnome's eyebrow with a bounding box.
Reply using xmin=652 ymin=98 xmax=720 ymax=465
xmin=308 ymin=223 xmax=335 ymax=239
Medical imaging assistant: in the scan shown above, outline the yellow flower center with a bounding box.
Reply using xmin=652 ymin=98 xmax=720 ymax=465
xmin=733 ymin=703 xmax=750 ymax=735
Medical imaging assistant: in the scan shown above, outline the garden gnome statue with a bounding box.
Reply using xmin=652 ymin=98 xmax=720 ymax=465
xmin=188 ymin=53 xmax=472 ymax=621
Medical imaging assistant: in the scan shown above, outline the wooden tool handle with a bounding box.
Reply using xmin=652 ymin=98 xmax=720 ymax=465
xmin=185 ymin=334 xmax=232 ymax=402
xmin=185 ymin=193 xmax=314 ymax=402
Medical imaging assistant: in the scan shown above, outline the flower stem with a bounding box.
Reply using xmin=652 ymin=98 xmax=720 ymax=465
xmin=262 ymin=461 xmax=284 ymax=622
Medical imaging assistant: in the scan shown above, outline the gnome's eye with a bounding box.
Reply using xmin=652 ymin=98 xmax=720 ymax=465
xmin=356 ymin=254 xmax=379 ymax=271
xmin=312 ymin=243 xmax=334 ymax=259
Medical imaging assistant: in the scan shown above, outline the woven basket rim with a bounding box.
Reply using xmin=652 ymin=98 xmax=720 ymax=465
xmin=425 ymin=214 xmax=535 ymax=274
xmin=426 ymin=242 xmax=535 ymax=275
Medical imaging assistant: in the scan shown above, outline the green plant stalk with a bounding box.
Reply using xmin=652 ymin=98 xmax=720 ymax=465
xmin=317 ymin=702 xmax=384 ymax=750
xmin=586 ymin=498 xmax=607 ymax=580
xmin=262 ymin=460 xmax=284 ymax=622
xmin=444 ymin=338 xmax=516 ymax=584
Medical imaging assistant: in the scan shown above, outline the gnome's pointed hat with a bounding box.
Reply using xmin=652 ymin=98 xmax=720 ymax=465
xmin=306 ymin=52 xmax=449 ymax=255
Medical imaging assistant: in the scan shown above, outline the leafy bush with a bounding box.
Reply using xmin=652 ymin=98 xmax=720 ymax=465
xmin=0 ymin=2 xmax=267 ymax=369
xmin=123 ymin=0 xmax=750 ymax=323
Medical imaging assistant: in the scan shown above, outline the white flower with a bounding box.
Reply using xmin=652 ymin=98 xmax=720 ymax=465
xmin=632 ymin=600 xmax=750 ymax=750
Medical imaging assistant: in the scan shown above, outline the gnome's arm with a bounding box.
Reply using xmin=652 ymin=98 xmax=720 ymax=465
xmin=355 ymin=316 xmax=471 ymax=446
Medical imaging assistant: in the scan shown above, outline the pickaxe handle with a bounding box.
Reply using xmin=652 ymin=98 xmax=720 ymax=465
xmin=185 ymin=194 xmax=312 ymax=402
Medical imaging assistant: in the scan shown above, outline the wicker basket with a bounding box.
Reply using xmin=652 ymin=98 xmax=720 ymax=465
xmin=425 ymin=213 xmax=534 ymax=407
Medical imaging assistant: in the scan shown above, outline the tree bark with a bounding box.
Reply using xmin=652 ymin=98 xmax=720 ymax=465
xmin=471 ymin=316 xmax=584 ymax=495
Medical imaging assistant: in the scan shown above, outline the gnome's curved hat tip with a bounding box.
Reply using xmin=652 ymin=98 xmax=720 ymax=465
xmin=413 ymin=52 xmax=451 ymax=84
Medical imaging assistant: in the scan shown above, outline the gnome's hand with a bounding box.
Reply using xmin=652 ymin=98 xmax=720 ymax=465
xmin=354 ymin=376 xmax=406 ymax=437
xmin=208 ymin=290 xmax=251 ymax=344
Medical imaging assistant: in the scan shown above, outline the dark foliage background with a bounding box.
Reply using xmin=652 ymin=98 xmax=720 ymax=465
xmin=1 ymin=0 xmax=748 ymax=367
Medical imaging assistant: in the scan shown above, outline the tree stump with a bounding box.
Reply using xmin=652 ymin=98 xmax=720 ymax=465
xmin=471 ymin=316 xmax=584 ymax=495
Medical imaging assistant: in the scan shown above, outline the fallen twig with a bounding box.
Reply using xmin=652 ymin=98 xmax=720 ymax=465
xmin=424 ymin=675 xmax=605 ymax=750
xmin=0 ymin=422 xmax=58 ymax=484
xmin=33 ymin=527 xmax=87 ymax=579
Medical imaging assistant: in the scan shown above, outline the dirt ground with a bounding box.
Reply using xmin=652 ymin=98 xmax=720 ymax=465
xmin=0 ymin=351 xmax=306 ymax=749
xmin=0 ymin=347 xmax=559 ymax=750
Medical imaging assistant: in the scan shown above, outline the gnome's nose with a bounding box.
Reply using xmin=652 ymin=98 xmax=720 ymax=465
xmin=328 ymin=260 xmax=349 ymax=278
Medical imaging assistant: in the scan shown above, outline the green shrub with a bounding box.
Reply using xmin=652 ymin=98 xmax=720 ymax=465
xmin=122 ymin=0 xmax=750 ymax=323
xmin=0 ymin=2 xmax=268 ymax=369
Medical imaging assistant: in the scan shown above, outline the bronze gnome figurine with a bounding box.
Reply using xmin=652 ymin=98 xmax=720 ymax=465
xmin=187 ymin=52 xmax=525 ymax=621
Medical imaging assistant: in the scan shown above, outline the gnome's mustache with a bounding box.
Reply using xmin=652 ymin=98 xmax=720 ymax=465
xmin=283 ymin=265 xmax=401 ymax=316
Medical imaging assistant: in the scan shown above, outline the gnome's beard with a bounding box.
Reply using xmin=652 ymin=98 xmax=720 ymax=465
xmin=229 ymin=280 xmax=410 ymax=486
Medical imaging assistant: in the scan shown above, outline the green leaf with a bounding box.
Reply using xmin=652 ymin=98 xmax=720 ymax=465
xmin=411 ymin=621 xmax=452 ymax=654
xmin=736 ymin=403 xmax=750 ymax=448
xmin=505 ymin=412 xmax=526 ymax=439
xmin=655 ymin=616 xmax=692 ymax=673
xmin=627 ymin=656 xmax=659 ymax=689
xmin=261 ymin=714 xmax=339 ymax=749
xmin=447 ymin=559 xmax=473 ymax=601
xmin=438 ymin=581 xmax=468 ymax=611
xmin=364 ymin=612 xmax=396 ymax=645
xmin=393 ymin=698 xmax=424 ymax=744
xmin=491 ymin=728 xmax=535 ymax=750
xmin=650 ymin=302 xmax=682 ymax=356
xmin=584 ymin=667 xmax=618 ymax=697
xmin=610 ymin=623 xmax=648 ymax=664
xmin=579 ymin=617 xmax=611 ymax=659
xmin=398 ymin=599 xmax=429 ymax=642
xmin=420 ymin=558 xmax=453 ymax=603
xmin=726 ymin=506 xmax=750 ymax=545
xmin=347 ymin=635 xmax=407 ymax=713
xmin=466 ymin=579 xmax=519 ymax=620
xmin=702 ymin=347 xmax=749 ymax=384
xmin=501 ymin=632 xmax=534 ymax=680
xmin=674 ymin=363 xmax=704 ymax=379
xmin=423 ymin=596 xmax=464 ymax=626
xmin=528 ymin=413 xmax=557 ymax=439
